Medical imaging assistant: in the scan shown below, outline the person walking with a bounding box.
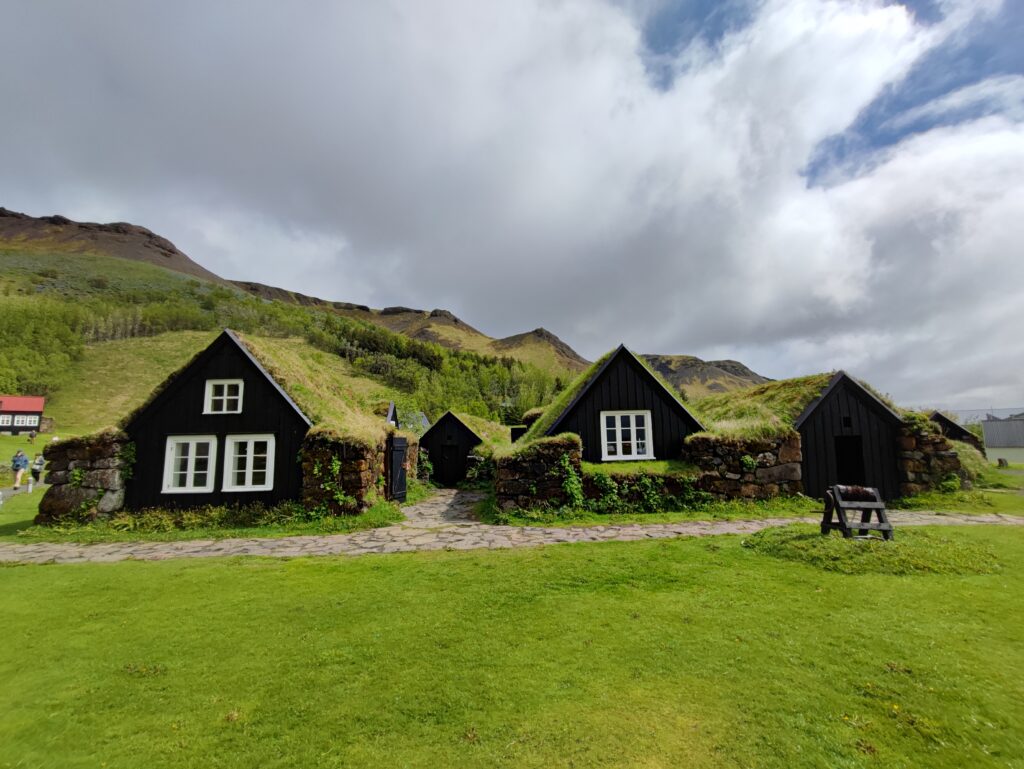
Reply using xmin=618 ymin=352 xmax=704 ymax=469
xmin=11 ymin=450 xmax=29 ymax=490
xmin=27 ymin=430 xmax=37 ymax=444
xmin=30 ymin=453 xmax=45 ymax=484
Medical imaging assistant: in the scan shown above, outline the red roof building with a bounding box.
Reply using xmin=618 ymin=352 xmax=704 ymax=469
xmin=0 ymin=396 xmax=46 ymax=434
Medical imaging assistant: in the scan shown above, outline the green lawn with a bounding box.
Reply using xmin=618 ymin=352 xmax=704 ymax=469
xmin=581 ymin=458 xmax=698 ymax=477
xmin=1 ymin=526 xmax=1022 ymax=768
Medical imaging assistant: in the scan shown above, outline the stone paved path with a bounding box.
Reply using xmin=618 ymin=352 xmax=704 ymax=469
xmin=0 ymin=488 xmax=1021 ymax=565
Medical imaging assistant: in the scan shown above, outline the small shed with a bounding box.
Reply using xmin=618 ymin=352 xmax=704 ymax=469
xmin=420 ymin=411 xmax=510 ymax=486
xmin=0 ymin=396 xmax=45 ymax=435
xmin=795 ymin=372 xmax=903 ymax=500
xmin=524 ymin=345 xmax=704 ymax=463
xmin=124 ymin=330 xmax=312 ymax=509
xmin=930 ymin=411 xmax=985 ymax=455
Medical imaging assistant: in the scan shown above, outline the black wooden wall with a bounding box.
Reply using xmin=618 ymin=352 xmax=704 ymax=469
xmin=552 ymin=353 xmax=701 ymax=463
xmin=799 ymin=379 xmax=900 ymax=501
xmin=420 ymin=413 xmax=481 ymax=487
xmin=125 ymin=334 xmax=310 ymax=510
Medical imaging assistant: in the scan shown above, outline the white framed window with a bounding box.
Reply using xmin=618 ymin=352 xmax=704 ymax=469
xmin=0 ymin=415 xmax=11 ymax=426
xmin=162 ymin=436 xmax=218 ymax=493
xmin=600 ymin=410 xmax=654 ymax=461
xmin=222 ymin=434 xmax=275 ymax=492
xmin=13 ymin=415 xmax=39 ymax=427
xmin=204 ymin=379 xmax=244 ymax=414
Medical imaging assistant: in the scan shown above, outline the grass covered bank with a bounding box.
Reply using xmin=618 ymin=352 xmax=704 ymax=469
xmin=1 ymin=526 xmax=1022 ymax=768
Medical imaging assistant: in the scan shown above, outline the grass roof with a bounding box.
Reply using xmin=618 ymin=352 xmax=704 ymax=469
xmin=691 ymin=373 xmax=835 ymax=440
xmin=450 ymin=412 xmax=512 ymax=453
xmin=521 ymin=346 xmax=691 ymax=444
xmin=119 ymin=331 xmax=407 ymax=448
xmin=238 ymin=334 xmax=408 ymax=446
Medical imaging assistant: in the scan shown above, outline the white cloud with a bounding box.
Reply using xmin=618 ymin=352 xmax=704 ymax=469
xmin=0 ymin=0 xmax=1020 ymax=407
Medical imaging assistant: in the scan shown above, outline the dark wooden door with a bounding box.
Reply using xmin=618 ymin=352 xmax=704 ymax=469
xmin=387 ymin=436 xmax=408 ymax=502
xmin=834 ymin=436 xmax=867 ymax=486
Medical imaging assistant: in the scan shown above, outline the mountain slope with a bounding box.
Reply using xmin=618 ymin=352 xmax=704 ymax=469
xmin=0 ymin=207 xmax=229 ymax=286
xmin=0 ymin=207 xmax=769 ymax=394
xmin=641 ymin=354 xmax=771 ymax=399
xmin=233 ymin=281 xmax=589 ymax=375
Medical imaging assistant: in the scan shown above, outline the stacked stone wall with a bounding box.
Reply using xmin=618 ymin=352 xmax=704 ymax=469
xmin=300 ymin=432 xmax=416 ymax=514
xmin=684 ymin=434 xmax=803 ymax=500
xmin=36 ymin=432 xmax=130 ymax=523
xmin=898 ymin=427 xmax=964 ymax=496
xmin=495 ymin=435 xmax=582 ymax=510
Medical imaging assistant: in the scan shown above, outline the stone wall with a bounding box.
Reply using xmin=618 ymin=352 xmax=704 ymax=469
xmin=495 ymin=434 xmax=582 ymax=510
xmin=36 ymin=432 xmax=130 ymax=523
xmin=683 ymin=434 xmax=803 ymax=500
xmin=897 ymin=426 xmax=964 ymax=496
xmin=300 ymin=432 xmax=417 ymax=514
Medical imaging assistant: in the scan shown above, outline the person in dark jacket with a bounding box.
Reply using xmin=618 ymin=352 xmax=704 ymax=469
xmin=11 ymin=450 xmax=29 ymax=490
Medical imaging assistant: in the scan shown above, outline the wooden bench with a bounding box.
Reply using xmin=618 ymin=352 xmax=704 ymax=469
xmin=820 ymin=484 xmax=894 ymax=541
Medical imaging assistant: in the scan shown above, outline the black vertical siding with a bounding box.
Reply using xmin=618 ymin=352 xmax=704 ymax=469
xmin=420 ymin=413 xmax=482 ymax=487
xmin=554 ymin=353 xmax=700 ymax=463
xmin=799 ymin=379 xmax=899 ymax=501
xmin=125 ymin=334 xmax=309 ymax=510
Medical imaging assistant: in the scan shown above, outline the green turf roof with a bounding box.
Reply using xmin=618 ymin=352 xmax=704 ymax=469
xmin=122 ymin=330 xmax=403 ymax=448
xmin=449 ymin=412 xmax=512 ymax=451
xmin=521 ymin=345 xmax=697 ymax=443
xmin=691 ymin=370 xmax=904 ymax=440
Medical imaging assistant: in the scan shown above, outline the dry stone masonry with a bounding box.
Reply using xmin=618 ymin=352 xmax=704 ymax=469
xmin=897 ymin=426 xmax=965 ymax=496
xmin=37 ymin=432 xmax=130 ymax=523
xmin=495 ymin=434 xmax=583 ymax=510
xmin=684 ymin=434 xmax=803 ymax=499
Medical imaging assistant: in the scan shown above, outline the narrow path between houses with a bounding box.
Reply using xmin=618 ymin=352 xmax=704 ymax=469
xmin=0 ymin=488 xmax=1021 ymax=565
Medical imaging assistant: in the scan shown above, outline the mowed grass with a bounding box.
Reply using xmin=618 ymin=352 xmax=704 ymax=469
xmin=1 ymin=526 xmax=1022 ymax=768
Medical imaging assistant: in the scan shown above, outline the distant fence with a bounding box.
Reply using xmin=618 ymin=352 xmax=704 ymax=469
xmin=982 ymin=419 xmax=1024 ymax=448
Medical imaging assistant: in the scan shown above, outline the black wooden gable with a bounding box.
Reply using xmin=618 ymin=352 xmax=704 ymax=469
xmin=794 ymin=371 xmax=903 ymax=501
xmin=929 ymin=411 xmax=976 ymax=444
xmin=126 ymin=329 xmax=311 ymax=431
xmin=794 ymin=371 xmax=902 ymax=430
xmin=124 ymin=329 xmax=311 ymax=510
xmin=420 ymin=412 xmax=483 ymax=487
xmin=543 ymin=345 xmax=704 ymax=462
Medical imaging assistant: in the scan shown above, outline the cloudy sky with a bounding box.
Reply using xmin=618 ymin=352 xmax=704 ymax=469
xmin=1 ymin=0 xmax=1021 ymax=409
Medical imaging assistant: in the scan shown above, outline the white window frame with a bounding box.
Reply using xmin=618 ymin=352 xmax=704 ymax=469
xmin=0 ymin=414 xmax=11 ymax=426
xmin=204 ymin=379 xmax=244 ymax=414
xmin=13 ymin=415 xmax=39 ymax=427
xmin=162 ymin=436 xmax=218 ymax=494
xmin=600 ymin=410 xmax=654 ymax=461
xmin=222 ymin=434 xmax=276 ymax=492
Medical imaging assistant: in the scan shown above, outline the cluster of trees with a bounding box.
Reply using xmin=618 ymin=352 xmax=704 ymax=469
xmin=0 ymin=265 xmax=565 ymax=424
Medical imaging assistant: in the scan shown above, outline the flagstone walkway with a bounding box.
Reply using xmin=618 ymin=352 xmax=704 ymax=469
xmin=0 ymin=488 xmax=1020 ymax=565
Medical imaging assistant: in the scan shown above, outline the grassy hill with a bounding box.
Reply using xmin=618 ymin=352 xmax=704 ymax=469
xmin=233 ymin=281 xmax=590 ymax=376
xmin=0 ymin=248 xmax=563 ymax=435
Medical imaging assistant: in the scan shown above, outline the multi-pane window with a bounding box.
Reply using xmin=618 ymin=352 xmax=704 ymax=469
xmin=0 ymin=415 xmax=11 ymax=426
xmin=223 ymin=435 xmax=275 ymax=491
xmin=162 ymin=436 xmax=217 ymax=493
xmin=600 ymin=410 xmax=654 ymax=461
xmin=13 ymin=415 xmax=39 ymax=426
xmin=204 ymin=379 xmax=244 ymax=414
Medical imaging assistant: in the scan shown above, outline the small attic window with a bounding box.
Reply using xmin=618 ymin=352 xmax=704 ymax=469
xmin=205 ymin=379 xmax=244 ymax=414
xmin=842 ymin=416 xmax=852 ymax=428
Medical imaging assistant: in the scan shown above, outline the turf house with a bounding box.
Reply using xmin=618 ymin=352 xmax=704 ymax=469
xmin=930 ymin=410 xmax=985 ymax=455
xmin=692 ymin=371 xmax=963 ymax=501
xmin=521 ymin=344 xmax=705 ymax=463
xmin=0 ymin=395 xmax=46 ymax=435
xmin=420 ymin=411 xmax=510 ymax=486
xmin=123 ymin=329 xmax=313 ymax=509
xmin=38 ymin=330 xmax=417 ymax=521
